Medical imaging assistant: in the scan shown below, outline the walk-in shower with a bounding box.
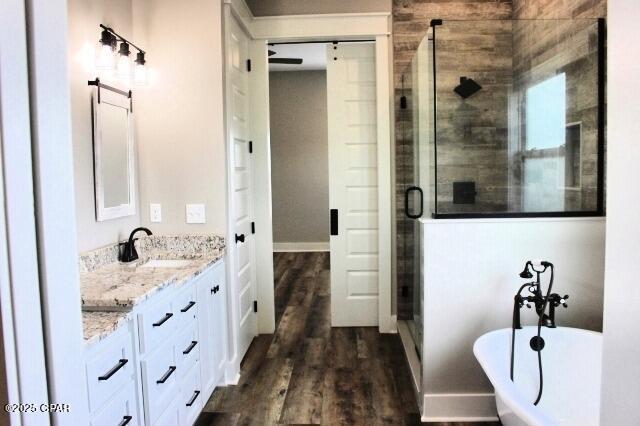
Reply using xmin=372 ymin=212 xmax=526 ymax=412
xmin=396 ymin=17 xmax=605 ymax=385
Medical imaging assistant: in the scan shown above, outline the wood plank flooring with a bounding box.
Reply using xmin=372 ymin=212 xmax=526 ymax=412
xmin=196 ymin=252 xmax=500 ymax=426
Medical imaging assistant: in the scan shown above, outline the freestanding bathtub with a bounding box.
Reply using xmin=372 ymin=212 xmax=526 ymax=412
xmin=474 ymin=326 xmax=602 ymax=426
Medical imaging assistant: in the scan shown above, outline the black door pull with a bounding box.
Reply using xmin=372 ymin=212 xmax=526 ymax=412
xmin=118 ymin=415 xmax=133 ymax=426
xmin=235 ymin=233 xmax=245 ymax=243
xmin=152 ymin=312 xmax=173 ymax=327
xmin=98 ymin=359 xmax=128 ymax=381
xmin=186 ymin=390 xmax=201 ymax=407
xmin=330 ymin=209 xmax=338 ymax=235
xmin=404 ymin=186 xmax=424 ymax=219
xmin=156 ymin=366 xmax=177 ymax=384
xmin=180 ymin=301 xmax=196 ymax=313
xmin=183 ymin=340 xmax=198 ymax=355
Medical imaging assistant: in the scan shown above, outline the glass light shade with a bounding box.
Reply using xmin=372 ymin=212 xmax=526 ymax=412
xmin=117 ymin=54 xmax=131 ymax=78
xmin=134 ymin=62 xmax=147 ymax=86
xmin=96 ymin=44 xmax=115 ymax=70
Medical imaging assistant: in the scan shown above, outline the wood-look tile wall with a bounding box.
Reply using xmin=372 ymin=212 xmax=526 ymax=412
xmin=393 ymin=0 xmax=606 ymax=319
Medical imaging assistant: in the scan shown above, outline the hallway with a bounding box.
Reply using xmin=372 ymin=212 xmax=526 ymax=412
xmin=196 ymin=252 xmax=422 ymax=425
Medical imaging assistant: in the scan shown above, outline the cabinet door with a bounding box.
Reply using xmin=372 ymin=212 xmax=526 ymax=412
xmin=196 ymin=271 xmax=216 ymax=396
xmin=210 ymin=262 xmax=227 ymax=384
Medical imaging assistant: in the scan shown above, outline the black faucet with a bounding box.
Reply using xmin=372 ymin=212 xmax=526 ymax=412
xmin=120 ymin=227 xmax=153 ymax=262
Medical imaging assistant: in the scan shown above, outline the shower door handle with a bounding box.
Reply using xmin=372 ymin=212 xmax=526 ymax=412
xmin=405 ymin=186 xmax=424 ymax=219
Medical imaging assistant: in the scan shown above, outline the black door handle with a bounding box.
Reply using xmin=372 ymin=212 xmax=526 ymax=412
xmin=156 ymin=366 xmax=177 ymax=384
xmin=98 ymin=359 xmax=128 ymax=381
xmin=235 ymin=233 xmax=245 ymax=243
xmin=330 ymin=209 xmax=338 ymax=235
xmin=404 ymin=186 xmax=424 ymax=219
xmin=152 ymin=312 xmax=173 ymax=327
xmin=118 ymin=415 xmax=133 ymax=426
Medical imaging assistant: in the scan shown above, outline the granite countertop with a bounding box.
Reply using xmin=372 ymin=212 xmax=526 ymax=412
xmin=82 ymin=311 xmax=131 ymax=345
xmin=79 ymin=235 xmax=225 ymax=345
xmin=80 ymin=251 xmax=224 ymax=309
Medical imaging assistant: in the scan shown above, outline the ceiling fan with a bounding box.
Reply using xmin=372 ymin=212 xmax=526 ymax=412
xmin=268 ymin=49 xmax=303 ymax=65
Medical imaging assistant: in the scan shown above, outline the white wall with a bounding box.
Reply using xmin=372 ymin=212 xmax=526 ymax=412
xmin=269 ymin=71 xmax=329 ymax=244
xmin=600 ymin=1 xmax=640 ymax=424
xmin=135 ymin=0 xmax=227 ymax=236
xmin=68 ymin=0 xmax=141 ymax=252
xmin=421 ymin=217 xmax=605 ymax=420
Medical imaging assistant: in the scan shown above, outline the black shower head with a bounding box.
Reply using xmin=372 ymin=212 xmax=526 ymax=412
xmin=454 ymin=77 xmax=482 ymax=99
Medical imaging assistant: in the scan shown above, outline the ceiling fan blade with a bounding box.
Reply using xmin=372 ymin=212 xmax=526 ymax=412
xmin=268 ymin=50 xmax=276 ymax=56
xmin=269 ymin=58 xmax=303 ymax=65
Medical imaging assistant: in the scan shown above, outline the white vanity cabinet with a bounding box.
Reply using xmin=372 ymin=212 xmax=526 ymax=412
xmin=84 ymin=258 xmax=228 ymax=426
xmin=84 ymin=319 xmax=143 ymax=426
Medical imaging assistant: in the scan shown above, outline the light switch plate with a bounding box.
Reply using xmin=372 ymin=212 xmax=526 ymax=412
xmin=150 ymin=203 xmax=162 ymax=223
xmin=186 ymin=204 xmax=206 ymax=224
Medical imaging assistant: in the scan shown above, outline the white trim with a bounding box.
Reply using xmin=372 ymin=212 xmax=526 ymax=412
xmin=26 ymin=0 xmax=89 ymax=423
xmin=273 ymin=242 xmax=330 ymax=252
xmin=422 ymin=393 xmax=499 ymax=423
xmin=224 ymin=2 xmax=395 ymax=335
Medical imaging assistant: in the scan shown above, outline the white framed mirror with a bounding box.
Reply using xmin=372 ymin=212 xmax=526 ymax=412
xmin=91 ymin=80 xmax=136 ymax=221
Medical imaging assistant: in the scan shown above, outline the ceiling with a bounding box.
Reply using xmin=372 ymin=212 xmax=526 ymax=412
xmin=268 ymin=43 xmax=328 ymax=72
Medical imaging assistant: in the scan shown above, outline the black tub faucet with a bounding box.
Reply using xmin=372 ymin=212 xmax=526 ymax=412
xmin=120 ymin=227 xmax=153 ymax=262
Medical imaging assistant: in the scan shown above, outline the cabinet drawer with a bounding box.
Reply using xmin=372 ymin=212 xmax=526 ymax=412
xmin=152 ymin=398 xmax=179 ymax=426
xmin=138 ymin=294 xmax=175 ymax=354
xmin=90 ymin=380 xmax=140 ymax=426
xmin=179 ymin=361 xmax=203 ymax=426
xmin=86 ymin=326 xmax=135 ymax=412
xmin=176 ymin=321 xmax=199 ymax=375
xmin=141 ymin=339 xmax=178 ymax=425
xmin=174 ymin=284 xmax=198 ymax=330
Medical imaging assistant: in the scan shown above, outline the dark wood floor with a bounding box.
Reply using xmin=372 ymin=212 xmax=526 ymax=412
xmin=196 ymin=252 xmax=499 ymax=426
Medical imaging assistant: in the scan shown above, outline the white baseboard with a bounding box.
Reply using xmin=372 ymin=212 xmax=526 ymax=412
xmin=422 ymin=393 xmax=499 ymax=422
xmin=273 ymin=242 xmax=329 ymax=252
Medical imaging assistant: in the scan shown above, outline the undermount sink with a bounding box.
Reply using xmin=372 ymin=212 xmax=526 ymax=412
xmin=140 ymin=259 xmax=192 ymax=268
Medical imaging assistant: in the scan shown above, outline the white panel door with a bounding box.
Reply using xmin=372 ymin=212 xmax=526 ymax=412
xmin=327 ymin=43 xmax=379 ymax=326
xmin=226 ymin=13 xmax=257 ymax=359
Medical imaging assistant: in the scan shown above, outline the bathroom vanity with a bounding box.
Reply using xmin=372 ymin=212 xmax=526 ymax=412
xmin=80 ymin=235 xmax=227 ymax=426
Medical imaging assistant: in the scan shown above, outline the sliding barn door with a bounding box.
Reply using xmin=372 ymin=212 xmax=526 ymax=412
xmin=327 ymin=43 xmax=379 ymax=327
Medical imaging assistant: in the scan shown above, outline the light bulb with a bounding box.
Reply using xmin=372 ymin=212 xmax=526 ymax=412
xmin=117 ymin=54 xmax=131 ymax=78
xmin=96 ymin=43 xmax=115 ymax=70
xmin=134 ymin=62 xmax=147 ymax=85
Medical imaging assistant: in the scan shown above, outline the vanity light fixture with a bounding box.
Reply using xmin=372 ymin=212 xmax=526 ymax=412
xmin=97 ymin=24 xmax=147 ymax=85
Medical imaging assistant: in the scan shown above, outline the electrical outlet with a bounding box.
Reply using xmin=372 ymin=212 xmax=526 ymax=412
xmin=186 ymin=204 xmax=206 ymax=224
xmin=150 ymin=203 xmax=162 ymax=223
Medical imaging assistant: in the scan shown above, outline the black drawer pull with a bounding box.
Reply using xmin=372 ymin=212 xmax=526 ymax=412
xmin=156 ymin=366 xmax=176 ymax=384
xmin=235 ymin=233 xmax=245 ymax=244
xmin=180 ymin=301 xmax=196 ymax=313
xmin=210 ymin=285 xmax=219 ymax=294
xmin=186 ymin=390 xmax=201 ymax=407
xmin=183 ymin=340 xmax=198 ymax=355
xmin=152 ymin=312 xmax=173 ymax=327
xmin=118 ymin=415 xmax=133 ymax=426
xmin=98 ymin=359 xmax=128 ymax=381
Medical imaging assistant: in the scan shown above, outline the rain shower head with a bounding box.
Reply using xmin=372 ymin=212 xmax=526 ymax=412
xmin=454 ymin=77 xmax=482 ymax=99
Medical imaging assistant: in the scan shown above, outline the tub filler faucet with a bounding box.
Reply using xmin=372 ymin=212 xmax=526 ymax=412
xmin=510 ymin=260 xmax=569 ymax=406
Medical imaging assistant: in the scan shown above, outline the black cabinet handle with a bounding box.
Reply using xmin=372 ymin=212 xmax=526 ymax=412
xmin=210 ymin=285 xmax=220 ymax=294
xmin=186 ymin=390 xmax=201 ymax=407
xmin=156 ymin=366 xmax=176 ymax=384
xmin=118 ymin=415 xmax=133 ymax=426
xmin=404 ymin=186 xmax=424 ymax=219
xmin=98 ymin=359 xmax=128 ymax=381
xmin=152 ymin=312 xmax=173 ymax=327
xmin=180 ymin=301 xmax=196 ymax=313
xmin=183 ymin=340 xmax=198 ymax=355
xmin=235 ymin=233 xmax=245 ymax=244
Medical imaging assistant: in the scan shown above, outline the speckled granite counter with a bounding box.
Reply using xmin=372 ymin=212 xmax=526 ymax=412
xmin=80 ymin=234 xmax=225 ymax=344
xmin=82 ymin=311 xmax=131 ymax=345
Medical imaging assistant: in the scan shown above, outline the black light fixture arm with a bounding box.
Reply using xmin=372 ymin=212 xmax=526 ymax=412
xmin=100 ymin=24 xmax=146 ymax=54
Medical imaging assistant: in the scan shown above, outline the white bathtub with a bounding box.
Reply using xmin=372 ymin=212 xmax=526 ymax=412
xmin=474 ymin=326 xmax=602 ymax=426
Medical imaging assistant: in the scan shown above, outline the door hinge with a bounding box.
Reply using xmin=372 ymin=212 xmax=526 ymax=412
xmin=248 ymin=140 xmax=253 ymax=153
xmin=247 ymin=59 xmax=252 ymax=72
xmin=253 ymin=300 xmax=257 ymax=313
xmin=251 ymin=222 xmax=255 ymax=234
